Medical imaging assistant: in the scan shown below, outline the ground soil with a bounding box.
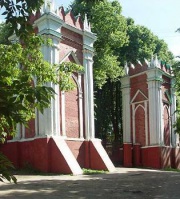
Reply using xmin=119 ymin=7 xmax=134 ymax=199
xmin=0 ymin=167 xmax=180 ymax=199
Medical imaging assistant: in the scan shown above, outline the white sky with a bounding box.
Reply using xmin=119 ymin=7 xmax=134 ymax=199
xmin=1 ymin=0 xmax=180 ymax=56
xmin=57 ymin=0 xmax=180 ymax=57
xmin=118 ymin=0 xmax=180 ymax=57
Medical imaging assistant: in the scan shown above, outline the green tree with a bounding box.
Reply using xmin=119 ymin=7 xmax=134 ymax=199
xmin=72 ymin=0 xmax=128 ymax=87
xmin=0 ymin=0 xmax=44 ymax=36
xmin=71 ymin=0 xmax=127 ymax=148
xmin=118 ymin=18 xmax=174 ymax=64
xmin=0 ymin=23 xmax=13 ymax=44
xmin=71 ymin=0 xmax=174 ymax=149
xmin=170 ymin=28 xmax=180 ymax=135
xmin=0 ymin=1 xmax=82 ymax=183
xmin=0 ymin=34 xmax=82 ymax=182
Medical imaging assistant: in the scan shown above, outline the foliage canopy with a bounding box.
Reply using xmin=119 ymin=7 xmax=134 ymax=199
xmin=71 ymin=0 xmax=175 ymax=145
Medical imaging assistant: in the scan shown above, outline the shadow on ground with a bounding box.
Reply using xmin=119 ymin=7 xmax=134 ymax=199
xmin=0 ymin=168 xmax=180 ymax=199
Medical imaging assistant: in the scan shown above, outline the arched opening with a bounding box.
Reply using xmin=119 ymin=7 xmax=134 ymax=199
xmin=164 ymin=105 xmax=170 ymax=146
xmin=135 ymin=105 xmax=146 ymax=146
xmin=65 ymin=75 xmax=80 ymax=138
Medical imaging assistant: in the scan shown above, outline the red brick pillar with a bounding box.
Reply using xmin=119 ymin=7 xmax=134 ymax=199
xmin=133 ymin=144 xmax=141 ymax=167
xmin=123 ymin=143 xmax=132 ymax=167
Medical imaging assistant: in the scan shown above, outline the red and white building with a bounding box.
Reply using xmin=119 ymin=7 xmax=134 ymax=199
xmin=1 ymin=1 xmax=180 ymax=172
xmin=121 ymin=57 xmax=180 ymax=169
xmin=0 ymin=1 xmax=115 ymax=174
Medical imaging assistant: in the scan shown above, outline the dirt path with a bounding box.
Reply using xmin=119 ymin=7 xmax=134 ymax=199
xmin=0 ymin=168 xmax=180 ymax=199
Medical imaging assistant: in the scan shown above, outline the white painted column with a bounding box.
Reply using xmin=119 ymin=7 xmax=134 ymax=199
xmin=34 ymin=9 xmax=63 ymax=137
xmin=61 ymin=91 xmax=66 ymax=137
xmin=83 ymin=50 xmax=95 ymax=140
xmin=14 ymin=124 xmax=21 ymax=140
xmin=121 ymin=77 xmax=131 ymax=143
xmin=144 ymin=101 xmax=148 ymax=146
xmin=38 ymin=44 xmax=53 ymax=136
xmin=35 ymin=108 xmax=39 ymax=136
xmin=83 ymin=18 xmax=96 ymax=140
xmin=78 ymin=74 xmax=84 ymax=139
xmin=52 ymin=40 xmax=60 ymax=136
xmin=38 ymin=38 xmax=60 ymax=137
xmin=132 ymin=104 xmax=135 ymax=144
xmin=147 ymin=69 xmax=163 ymax=145
xmin=22 ymin=125 xmax=25 ymax=139
xmin=171 ymin=79 xmax=178 ymax=146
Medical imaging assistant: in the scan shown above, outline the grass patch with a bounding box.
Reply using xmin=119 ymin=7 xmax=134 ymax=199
xmin=82 ymin=168 xmax=107 ymax=175
xmin=164 ymin=167 xmax=180 ymax=172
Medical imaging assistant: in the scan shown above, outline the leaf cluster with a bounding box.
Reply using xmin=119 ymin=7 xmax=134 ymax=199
xmin=72 ymin=1 xmax=174 ymax=88
xmin=171 ymin=57 xmax=180 ymax=135
xmin=0 ymin=34 xmax=83 ymax=143
xmin=0 ymin=34 xmax=82 ymax=182
xmin=0 ymin=153 xmax=17 ymax=183
xmin=119 ymin=20 xmax=174 ymax=65
xmin=71 ymin=0 xmax=128 ymax=87
xmin=0 ymin=1 xmax=84 ymax=183
xmin=0 ymin=23 xmax=13 ymax=44
xmin=58 ymin=62 xmax=83 ymax=91
xmin=0 ymin=0 xmax=44 ymax=37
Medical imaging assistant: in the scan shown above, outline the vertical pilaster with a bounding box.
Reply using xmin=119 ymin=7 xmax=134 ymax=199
xmin=121 ymin=77 xmax=131 ymax=143
xmin=34 ymin=11 xmax=62 ymax=137
xmin=83 ymin=21 xmax=96 ymax=140
xmin=78 ymin=74 xmax=84 ymax=139
xmin=52 ymin=39 xmax=60 ymax=136
xmin=171 ymin=79 xmax=178 ymax=146
xmin=132 ymin=104 xmax=136 ymax=144
xmin=144 ymin=101 xmax=148 ymax=145
xmin=14 ymin=124 xmax=21 ymax=140
xmin=83 ymin=50 xmax=95 ymax=139
xmin=147 ymin=69 xmax=163 ymax=145
xmin=38 ymin=44 xmax=54 ymax=136
xmin=22 ymin=125 xmax=25 ymax=139
xmin=61 ymin=91 xmax=66 ymax=137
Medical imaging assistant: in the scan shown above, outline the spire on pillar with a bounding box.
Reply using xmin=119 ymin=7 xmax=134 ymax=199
xmin=137 ymin=60 xmax=142 ymax=66
xmin=84 ymin=14 xmax=91 ymax=32
xmin=41 ymin=0 xmax=56 ymax=14
xmin=130 ymin=62 xmax=135 ymax=69
xmin=144 ymin=58 xmax=150 ymax=67
xmin=150 ymin=54 xmax=161 ymax=68
xmin=150 ymin=55 xmax=154 ymax=68
xmin=124 ymin=62 xmax=129 ymax=75
xmin=154 ymin=54 xmax=161 ymax=68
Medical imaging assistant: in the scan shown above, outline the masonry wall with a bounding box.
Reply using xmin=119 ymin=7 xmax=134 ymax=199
xmin=65 ymin=85 xmax=80 ymax=138
xmin=61 ymin=27 xmax=83 ymax=64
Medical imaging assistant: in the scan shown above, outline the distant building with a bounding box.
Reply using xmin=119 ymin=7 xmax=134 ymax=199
xmin=122 ymin=57 xmax=180 ymax=169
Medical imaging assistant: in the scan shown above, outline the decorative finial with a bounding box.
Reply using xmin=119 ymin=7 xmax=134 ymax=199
xmin=137 ymin=60 xmax=142 ymax=66
xmin=124 ymin=62 xmax=129 ymax=75
xmin=153 ymin=54 xmax=160 ymax=68
xmin=41 ymin=0 xmax=55 ymax=14
xmin=150 ymin=55 xmax=154 ymax=68
xmin=130 ymin=63 xmax=135 ymax=69
xmin=144 ymin=58 xmax=150 ymax=67
xmin=84 ymin=14 xmax=91 ymax=32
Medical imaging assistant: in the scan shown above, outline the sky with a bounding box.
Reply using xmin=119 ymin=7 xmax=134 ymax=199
xmin=56 ymin=0 xmax=180 ymax=57
xmin=1 ymin=0 xmax=180 ymax=56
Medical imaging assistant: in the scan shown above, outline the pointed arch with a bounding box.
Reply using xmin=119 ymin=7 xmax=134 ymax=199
xmin=134 ymin=105 xmax=146 ymax=146
xmin=131 ymin=90 xmax=148 ymax=104
xmin=60 ymin=51 xmax=84 ymax=139
xmin=163 ymin=104 xmax=171 ymax=146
